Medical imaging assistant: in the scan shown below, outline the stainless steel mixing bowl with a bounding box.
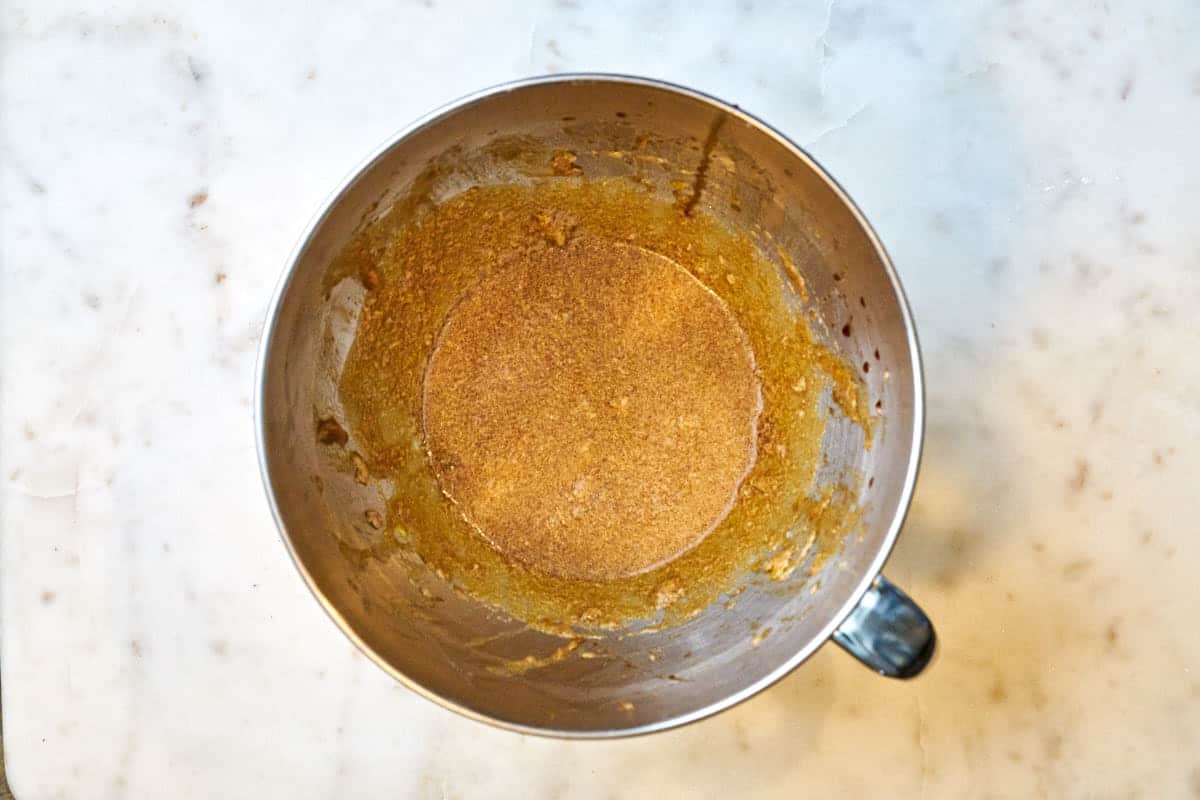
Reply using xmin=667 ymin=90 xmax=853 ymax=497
xmin=255 ymin=74 xmax=934 ymax=737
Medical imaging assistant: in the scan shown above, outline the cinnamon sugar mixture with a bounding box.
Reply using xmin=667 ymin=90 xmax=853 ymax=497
xmin=423 ymin=239 xmax=761 ymax=580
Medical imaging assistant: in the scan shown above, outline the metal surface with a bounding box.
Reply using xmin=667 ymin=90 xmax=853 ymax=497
xmin=255 ymin=74 xmax=931 ymax=738
xmin=833 ymin=575 xmax=936 ymax=678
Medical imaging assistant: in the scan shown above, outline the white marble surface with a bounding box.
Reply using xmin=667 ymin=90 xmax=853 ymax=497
xmin=3 ymin=1 xmax=1199 ymax=797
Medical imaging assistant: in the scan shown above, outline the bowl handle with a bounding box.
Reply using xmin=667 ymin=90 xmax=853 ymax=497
xmin=833 ymin=574 xmax=936 ymax=679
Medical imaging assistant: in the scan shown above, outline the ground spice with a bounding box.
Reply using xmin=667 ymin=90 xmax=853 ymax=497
xmin=423 ymin=239 xmax=761 ymax=580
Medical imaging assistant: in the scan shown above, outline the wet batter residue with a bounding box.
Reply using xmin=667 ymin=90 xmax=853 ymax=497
xmin=333 ymin=177 xmax=866 ymax=633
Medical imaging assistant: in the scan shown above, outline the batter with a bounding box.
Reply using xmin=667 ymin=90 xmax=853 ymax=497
xmin=332 ymin=176 xmax=861 ymax=632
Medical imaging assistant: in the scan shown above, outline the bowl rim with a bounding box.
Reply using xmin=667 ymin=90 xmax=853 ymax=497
xmin=254 ymin=72 xmax=925 ymax=739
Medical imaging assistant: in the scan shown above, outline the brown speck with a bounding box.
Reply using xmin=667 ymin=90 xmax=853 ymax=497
xmin=873 ymin=348 xmax=880 ymax=360
xmin=862 ymin=361 xmax=870 ymax=374
xmin=1062 ymin=558 xmax=1094 ymax=580
xmin=210 ymin=640 xmax=228 ymax=656
xmin=1104 ymin=620 xmax=1119 ymax=650
xmin=316 ymin=417 xmax=348 ymax=447
xmin=832 ymin=272 xmax=843 ymax=282
xmin=841 ymin=322 xmax=852 ymax=337
xmin=365 ymin=509 xmax=384 ymax=529
xmin=867 ymin=477 xmax=874 ymax=489
xmin=214 ymin=272 xmax=227 ymax=285
xmin=1152 ymin=449 xmax=1165 ymax=466
xmin=988 ymin=674 xmax=1009 ymax=704
xmin=189 ymin=191 xmax=208 ymax=208
xmin=615 ymin=111 xmax=628 ymax=118
xmin=40 ymin=590 xmax=56 ymax=605
xmin=874 ymin=399 xmax=883 ymax=413
xmin=732 ymin=720 xmax=751 ymax=751
xmin=858 ymin=296 xmax=866 ymax=308
xmin=1068 ymin=459 xmax=1090 ymax=493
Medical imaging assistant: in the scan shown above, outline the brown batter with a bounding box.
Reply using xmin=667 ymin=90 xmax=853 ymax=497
xmin=422 ymin=239 xmax=761 ymax=580
xmin=332 ymin=176 xmax=866 ymax=632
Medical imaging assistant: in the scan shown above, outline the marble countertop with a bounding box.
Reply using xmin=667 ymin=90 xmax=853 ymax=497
xmin=3 ymin=1 xmax=1199 ymax=797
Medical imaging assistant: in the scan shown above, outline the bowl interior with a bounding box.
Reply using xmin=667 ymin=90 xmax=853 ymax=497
xmin=258 ymin=77 xmax=920 ymax=735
